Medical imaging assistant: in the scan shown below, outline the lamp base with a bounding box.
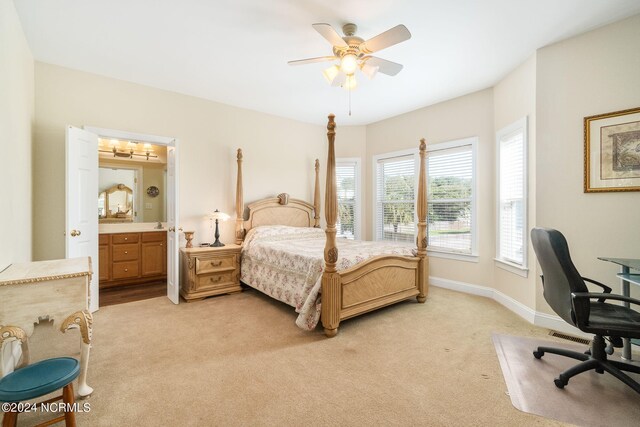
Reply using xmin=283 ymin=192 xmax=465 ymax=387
xmin=210 ymin=219 xmax=224 ymax=247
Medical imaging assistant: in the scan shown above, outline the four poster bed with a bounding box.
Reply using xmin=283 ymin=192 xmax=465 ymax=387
xmin=235 ymin=114 xmax=429 ymax=337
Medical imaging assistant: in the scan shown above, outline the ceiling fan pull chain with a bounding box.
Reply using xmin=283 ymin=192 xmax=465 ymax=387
xmin=349 ymin=86 xmax=352 ymax=116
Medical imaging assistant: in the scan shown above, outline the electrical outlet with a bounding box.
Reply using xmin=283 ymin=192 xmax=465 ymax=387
xmin=145 ymin=203 xmax=152 ymax=209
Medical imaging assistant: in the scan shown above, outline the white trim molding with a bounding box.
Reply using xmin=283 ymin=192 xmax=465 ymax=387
xmin=430 ymin=276 xmax=591 ymax=339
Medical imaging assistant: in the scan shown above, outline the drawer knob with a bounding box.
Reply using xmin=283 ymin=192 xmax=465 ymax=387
xmin=210 ymin=260 xmax=222 ymax=267
xmin=124 ymin=251 xmax=128 ymax=254
xmin=209 ymin=276 xmax=222 ymax=282
xmin=124 ymin=237 xmax=128 ymax=241
xmin=125 ymin=268 xmax=128 ymax=272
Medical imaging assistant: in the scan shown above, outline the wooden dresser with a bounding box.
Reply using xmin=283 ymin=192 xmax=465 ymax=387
xmin=99 ymin=231 xmax=167 ymax=288
xmin=180 ymin=245 xmax=242 ymax=301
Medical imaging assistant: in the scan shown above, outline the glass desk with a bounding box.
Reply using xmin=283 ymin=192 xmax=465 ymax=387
xmin=598 ymin=257 xmax=640 ymax=361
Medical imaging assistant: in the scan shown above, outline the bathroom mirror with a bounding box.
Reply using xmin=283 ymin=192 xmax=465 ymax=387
xmin=98 ymin=164 xmax=166 ymax=223
xmin=100 ymin=184 xmax=134 ymax=222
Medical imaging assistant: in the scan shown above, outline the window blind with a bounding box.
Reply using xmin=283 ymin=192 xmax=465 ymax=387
xmin=336 ymin=162 xmax=357 ymax=239
xmin=427 ymin=144 xmax=473 ymax=254
xmin=498 ymin=129 xmax=525 ymax=264
xmin=375 ymin=155 xmax=415 ymax=242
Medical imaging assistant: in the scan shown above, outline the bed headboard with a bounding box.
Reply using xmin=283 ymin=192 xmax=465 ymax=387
xmin=245 ymin=194 xmax=315 ymax=231
xmin=235 ymin=149 xmax=321 ymax=243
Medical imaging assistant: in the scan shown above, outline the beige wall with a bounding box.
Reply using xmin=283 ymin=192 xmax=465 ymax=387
xmin=366 ymin=89 xmax=495 ymax=288
xmin=535 ymin=13 xmax=640 ymax=310
xmin=492 ymin=54 xmax=537 ymax=307
xmin=0 ymin=0 xmax=34 ymax=269
xmin=33 ymin=62 xmax=365 ymax=260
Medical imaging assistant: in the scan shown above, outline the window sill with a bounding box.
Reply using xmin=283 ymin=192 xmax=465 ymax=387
xmin=427 ymin=250 xmax=479 ymax=263
xmin=494 ymin=258 xmax=529 ymax=277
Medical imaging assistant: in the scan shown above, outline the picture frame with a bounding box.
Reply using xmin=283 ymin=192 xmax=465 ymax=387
xmin=584 ymin=107 xmax=640 ymax=193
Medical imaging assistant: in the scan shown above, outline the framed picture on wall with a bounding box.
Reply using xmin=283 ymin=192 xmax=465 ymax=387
xmin=584 ymin=107 xmax=640 ymax=192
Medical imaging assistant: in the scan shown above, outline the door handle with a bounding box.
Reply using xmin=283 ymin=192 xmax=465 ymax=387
xmin=70 ymin=229 xmax=82 ymax=237
xmin=168 ymin=227 xmax=175 ymax=232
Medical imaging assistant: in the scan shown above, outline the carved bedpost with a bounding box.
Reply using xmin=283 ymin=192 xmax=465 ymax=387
xmin=235 ymin=148 xmax=245 ymax=245
xmin=314 ymin=159 xmax=321 ymax=228
xmin=416 ymin=138 xmax=429 ymax=303
xmin=321 ymin=114 xmax=341 ymax=337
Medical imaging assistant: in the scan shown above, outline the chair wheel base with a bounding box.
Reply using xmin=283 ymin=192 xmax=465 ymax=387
xmin=554 ymin=377 xmax=567 ymax=388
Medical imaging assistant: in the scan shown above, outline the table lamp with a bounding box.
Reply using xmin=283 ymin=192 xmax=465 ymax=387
xmin=209 ymin=209 xmax=230 ymax=247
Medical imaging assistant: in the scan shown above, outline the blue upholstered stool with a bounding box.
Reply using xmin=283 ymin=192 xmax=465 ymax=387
xmin=0 ymin=357 xmax=80 ymax=427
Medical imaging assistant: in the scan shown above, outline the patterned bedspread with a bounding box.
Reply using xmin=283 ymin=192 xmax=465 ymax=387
xmin=240 ymin=225 xmax=416 ymax=330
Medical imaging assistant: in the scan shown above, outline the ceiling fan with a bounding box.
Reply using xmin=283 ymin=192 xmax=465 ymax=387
xmin=288 ymin=23 xmax=411 ymax=90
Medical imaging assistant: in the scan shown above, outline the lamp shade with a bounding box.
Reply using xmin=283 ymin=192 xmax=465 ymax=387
xmin=322 ymin=65 xmax=340 ymax=84
xmin=343 ymin=74 xmax=357 ymax=90
xmin=361 ymin=62 xmax=379 ymax=80
xmin=340 ymin=54 xmax=358 ymax=75
xmin=209 ymin=209 xmax=230 ymax=221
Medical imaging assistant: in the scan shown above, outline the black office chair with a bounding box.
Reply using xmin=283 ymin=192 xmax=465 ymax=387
xmin=530 ymin=227 xmax=640 ymax=394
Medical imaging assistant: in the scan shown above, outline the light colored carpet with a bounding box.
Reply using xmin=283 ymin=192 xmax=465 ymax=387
xmin=19 ymin=287 xmax=581 ymax=426
xmin=493 ymin=333 xmax=640 ymax=427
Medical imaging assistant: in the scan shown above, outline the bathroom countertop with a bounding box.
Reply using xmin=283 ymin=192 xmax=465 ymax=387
xmin=99 ymin=223 xmax=167 ymax=234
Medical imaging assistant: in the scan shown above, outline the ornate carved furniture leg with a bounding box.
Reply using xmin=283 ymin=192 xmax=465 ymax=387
xmin=321 ymin=114 xmax=341 ymax=337
xmin=60 ymin=310 xmax=93 ymax=397
xmin=416 ymin=138 xmax=429 ymax=303
xmin=0 ymin=326 xmax=29 ymax=377
xmin=235 ymin=148 xmax=245 ymax=245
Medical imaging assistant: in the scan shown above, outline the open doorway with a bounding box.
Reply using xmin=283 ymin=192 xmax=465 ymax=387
xmin=97 ymin=142 xmax=169 ymax=306
xmin=66 ymin=125 xmax=180 ymax=311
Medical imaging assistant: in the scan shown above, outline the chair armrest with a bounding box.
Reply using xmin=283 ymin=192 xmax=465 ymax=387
xmin=581 ymin=277 xmax=612 ymax=293
xmin=572 ymin=292 xmax=640 ymax=307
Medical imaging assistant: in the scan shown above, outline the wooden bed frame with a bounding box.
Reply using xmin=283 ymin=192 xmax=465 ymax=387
xmin=235 ymin=114 xmax=428 ymax=337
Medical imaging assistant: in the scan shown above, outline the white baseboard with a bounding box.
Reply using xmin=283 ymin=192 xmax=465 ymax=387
xmin=430 ymin=276 xmax=590 ymax=339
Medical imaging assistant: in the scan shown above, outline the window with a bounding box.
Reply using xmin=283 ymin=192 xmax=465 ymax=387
xmin=496 ymin=117 xmax=528 ymax=272
xmin=336 ymin=158 xmax=361 ymax=239
xmin=427 ymin=138 xmax=477 ymax=257
xmin=374 ymin=150 xmax=416 ymax=243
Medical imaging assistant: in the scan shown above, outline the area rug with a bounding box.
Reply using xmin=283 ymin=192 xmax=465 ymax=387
xmin=492 ymin=333 xmax=640 ymax=427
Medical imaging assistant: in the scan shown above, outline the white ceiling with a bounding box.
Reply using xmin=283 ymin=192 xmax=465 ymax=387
xmin=14 ymin=0 xmax=640 ymax=126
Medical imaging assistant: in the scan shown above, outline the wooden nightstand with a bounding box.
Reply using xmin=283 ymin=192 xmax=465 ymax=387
xmin=180 ymin=244 xmax=242 ymax=301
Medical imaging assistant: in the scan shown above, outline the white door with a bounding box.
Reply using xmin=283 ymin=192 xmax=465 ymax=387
xmin=66 ymin=126 xmax=99 ymax=312
xmin=166 ymin=143 xmax=180 ymax=304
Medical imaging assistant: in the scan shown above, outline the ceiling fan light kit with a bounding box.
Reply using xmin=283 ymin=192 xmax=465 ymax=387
xmin=289 ymin=22 xmax=411 ymax=94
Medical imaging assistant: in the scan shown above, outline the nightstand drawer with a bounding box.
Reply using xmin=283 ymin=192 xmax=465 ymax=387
xmin=195 ymin=255 xmax=236 ymax=274
xmin=112 ymin=233 xmax=139 ymax=244
xmin=180 ymin=245 xmax=242 ymax=301
xmin=112 ymin=261 xmax=139 ymax=279
xmin=196 ymin=271 xmax=236 ymax=290
xmin=112 ymin=244 xmax=139 ymax=262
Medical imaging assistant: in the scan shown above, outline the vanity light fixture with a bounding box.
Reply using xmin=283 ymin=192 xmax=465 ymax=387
xmin=99 ymin=139 xmax=158 ymax=161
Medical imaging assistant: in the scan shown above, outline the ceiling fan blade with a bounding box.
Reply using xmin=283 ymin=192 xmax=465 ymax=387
xmin=364 ymin=56 xmax=404 ymax=76
xmin=312 ymin=23 xmax=348 ymax=47
xmin=360 ymin=24 xmax=411 ymax=54
xmin=288 ymin=56 xmax=337 ymax=66
xmin=331 ymin=72 xmax=346 ymax=87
